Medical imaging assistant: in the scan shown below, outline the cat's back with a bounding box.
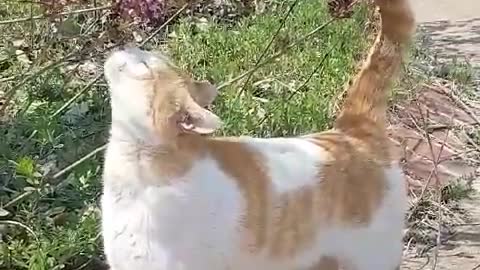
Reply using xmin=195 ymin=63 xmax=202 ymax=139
xmin=205 ymin=133 xmax=405 ymax=258
xmin=101 ymin=132 xmax=405 ymax=269
xmin=100 ymin=136 xmax=333 ymax=269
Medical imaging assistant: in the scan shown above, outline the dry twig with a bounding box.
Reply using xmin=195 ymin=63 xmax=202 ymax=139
xmin=415 ymin=104 xmax=455 ymax=270
xmin=433 ymin=82 xmax=480 ymax=125
xmin=52 ymin=144 xmax=107 ymax=180
xmin=406 ymin=108 xmax=450 ymax=221
xmin=257 ymin=39 xmax=342 ymax=126
xmin=235 ymin=0 xmax=301 ymax=99
xmin=217 ymin=17 xmax=337 ymax=91
xmin=0 ymin=5 xmax=111 ymax=25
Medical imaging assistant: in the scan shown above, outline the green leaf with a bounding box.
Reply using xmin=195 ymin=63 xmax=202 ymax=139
xmin=16 ymin=156 xmax=35 ymax=178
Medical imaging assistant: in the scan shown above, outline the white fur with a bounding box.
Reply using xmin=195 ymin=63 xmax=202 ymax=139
xmin=102 ymin=137 xmax=406 ymax=270
xmin=102 ymin=146 xmax=243 ymax=270
xmin=101 ymin=49 xmax=407 ymax=270
xmin=104 ymin=48 xmax=171 ymax=145
xmin=242 ymin=137 xmax=327 ymax=193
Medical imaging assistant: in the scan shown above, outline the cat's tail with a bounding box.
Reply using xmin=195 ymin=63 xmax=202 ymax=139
xmin=334 ymin=0 xmax=415 ymax=135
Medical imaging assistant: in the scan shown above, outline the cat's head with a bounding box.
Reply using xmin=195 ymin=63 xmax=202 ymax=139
xmin=104 ymin=47 xmax=221 ymax=140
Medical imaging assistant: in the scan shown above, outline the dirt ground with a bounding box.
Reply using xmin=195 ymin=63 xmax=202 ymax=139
xmin=399 ymin=1 xmax=480 ymax=269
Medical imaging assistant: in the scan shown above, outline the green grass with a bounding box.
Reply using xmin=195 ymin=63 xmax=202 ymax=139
xmin=167 ymin=3 xmax=369 ymax=137
xmin=0 ymin=1 xmax=370 ymax=269
xmin=433 ymin=59 xmax=475 ymax=85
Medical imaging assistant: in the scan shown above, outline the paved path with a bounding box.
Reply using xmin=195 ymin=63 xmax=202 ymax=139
xmin=401 ymin=1 xmax=480 ymax=270
xmin=409 ymin=0 xmax=480 ymax=65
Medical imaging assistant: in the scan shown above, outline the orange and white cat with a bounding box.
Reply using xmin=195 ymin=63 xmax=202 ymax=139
xmin=101 ymin=0 xmax=415 ymax=269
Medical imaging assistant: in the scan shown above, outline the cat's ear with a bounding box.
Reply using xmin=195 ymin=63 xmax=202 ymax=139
xmin=177 ymin=98 xmax=222 ymax=135
xmin=188 ymin=80 xmax=218 ymax=107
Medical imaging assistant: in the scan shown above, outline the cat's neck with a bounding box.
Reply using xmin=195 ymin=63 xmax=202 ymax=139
xmin=109 ymin=121 xmax=173 ymax=153
xmin=108 ymin=121 xmax=205 ymax=157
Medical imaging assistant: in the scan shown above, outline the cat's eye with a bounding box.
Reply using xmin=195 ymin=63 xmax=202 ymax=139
xmin=127 ymin=61 xmax=153 ymax=80
xmin=118 ymin=62 xmax=127 ymax=72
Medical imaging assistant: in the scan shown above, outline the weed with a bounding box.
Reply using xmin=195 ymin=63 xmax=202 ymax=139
xmin=433 ymin=59 xmax=474 ymax=86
